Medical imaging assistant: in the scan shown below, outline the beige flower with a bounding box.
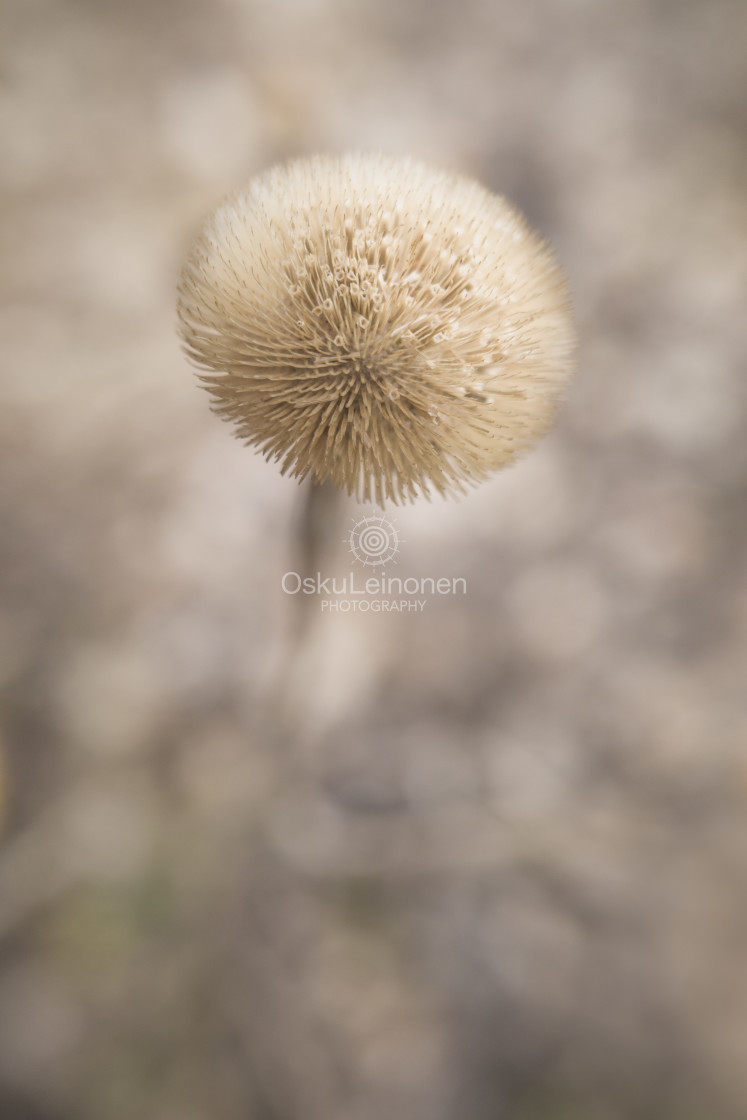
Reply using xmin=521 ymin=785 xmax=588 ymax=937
xmin=177 ymin=153 xmax=575 ymax=504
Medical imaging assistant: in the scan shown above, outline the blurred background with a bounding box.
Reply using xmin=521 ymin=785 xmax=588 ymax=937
xmin=1 ymin=0 xmax=747 ymax=1117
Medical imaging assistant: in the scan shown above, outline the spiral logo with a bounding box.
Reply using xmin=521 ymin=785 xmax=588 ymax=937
xmin=348 ymin=514 xmax=400 ymax=568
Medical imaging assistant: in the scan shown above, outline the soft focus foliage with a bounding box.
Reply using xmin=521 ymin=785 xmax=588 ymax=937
xmin=1 ymin=1 xmax=747 ymax=1119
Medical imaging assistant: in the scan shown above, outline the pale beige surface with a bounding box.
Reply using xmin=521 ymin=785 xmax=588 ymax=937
xmin=1 ymin=1 xmax=747 ymax=1118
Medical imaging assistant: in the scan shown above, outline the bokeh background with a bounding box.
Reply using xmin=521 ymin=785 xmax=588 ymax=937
xmin=2 ymin=1 xmax=747 ymax=1117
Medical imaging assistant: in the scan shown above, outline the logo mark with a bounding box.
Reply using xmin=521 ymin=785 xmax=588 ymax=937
xmin=347 ymin=514 xmax=400 ymax=568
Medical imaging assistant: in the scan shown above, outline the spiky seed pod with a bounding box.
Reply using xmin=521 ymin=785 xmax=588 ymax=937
xmin=177 ymin=153 xmax=575 ymax=504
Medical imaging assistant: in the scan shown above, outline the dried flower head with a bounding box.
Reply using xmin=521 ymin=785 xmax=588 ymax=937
xmin=177 ymin=153 xmax=575 ymax=503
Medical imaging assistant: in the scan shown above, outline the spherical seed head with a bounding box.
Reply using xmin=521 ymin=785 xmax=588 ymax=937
xmin=177 ymin=154 xmax=575 ymax=504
